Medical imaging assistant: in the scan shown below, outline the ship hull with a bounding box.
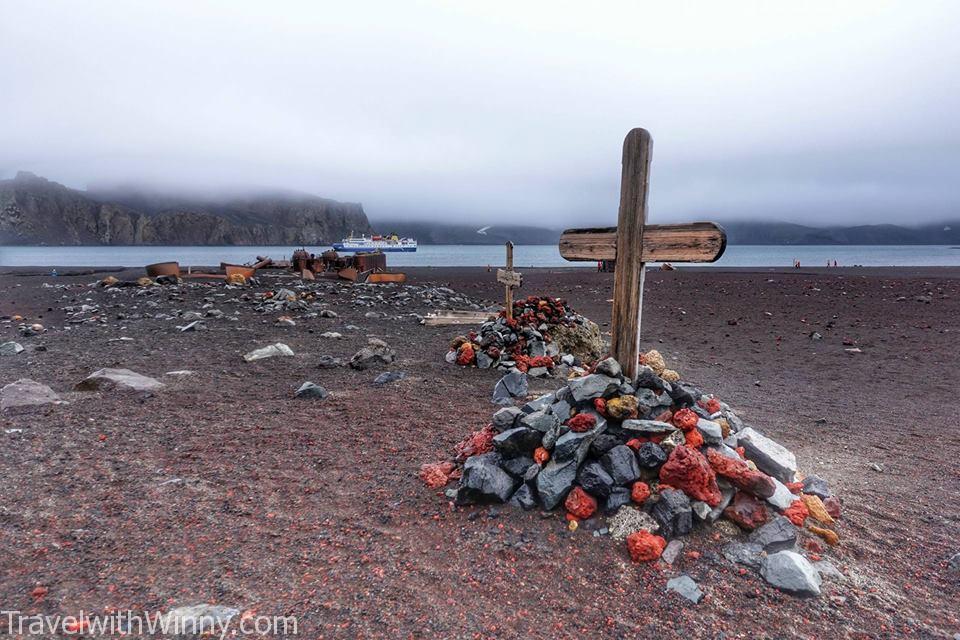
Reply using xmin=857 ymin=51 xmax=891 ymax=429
xmin=332 ymin=243 xmax=417 ymax=252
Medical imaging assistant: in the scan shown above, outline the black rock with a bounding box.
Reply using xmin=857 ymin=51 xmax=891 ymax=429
xmin=456 ymin=453 xmax=518 ymax=504
xmin=594 ymin=357 xmax=622 ymax=379
xmin=650 ymin=488 xmax=693 ymax=538
xmin=578 ymin=462 xmax=615 ymax=498
xmin=722 ymin=541 xmax=765 ymax=570
xmin=493 ymin=427 xmax=542 ymax=457
xmin=519 ymin=410 xmax=560 ymax=433
xmin=500 ymin=455 xmax=535 ymax=478
xmin=634 ymin=366 xmax=670 ymax=392
xmin=668 ymin=382 xmax=700 ymax=407
xmin=508 ymin=484 xmax=538 ymax=510
xmin=522 ymin=463 xmax=540 ymax=485
xmin=635 ymin=442 xmax=668 ymax=469
xmin=535 ymin=459 xmax=578 ymax=509
xmin=801 ymin=475 xmax=831 ymax=499
xmin=600 ymin=445 xmax=642 ymax=485
xmin=589 ymin=434 xmax=622 ymax=458
xmin=553 ymin=428 xmax=600 ymax=464
xmin=604 ymin=486 xmax=632 ymax=514
xmin=748 ymin=515 xmax=798 ymax=553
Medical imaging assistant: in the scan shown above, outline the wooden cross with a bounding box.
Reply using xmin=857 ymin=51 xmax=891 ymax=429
xmin=559 ymin=128 xmax=727 ymax=378
xmin=496 ymin=241 xmax=522 ymax=320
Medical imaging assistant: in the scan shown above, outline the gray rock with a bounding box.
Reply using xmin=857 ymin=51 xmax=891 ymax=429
xmin=373 ymin=371 xmax=406 ymax=385
xmin=566 ymin=374 xmax=618 ymax=402
xmin=650 ymin=488 xmax=693 ymax=539
xmin=577 ymin=462 xmax=615 ymax=498
xmin=635 ymin=442 xmax=668 ymax=469
xmin=519 ymin=410 xmax=559 ymax=433
xmin=76 ymin=368 xmax=165 ymax=392
xmin=295 ymin=382 xmax=329 ymax=400
xmin=621 ymin=419 xmax=676 ymax=436
xmin=561 ymin=353 xmax=575 ymax=366
xmin=665 ymin=575 xmax=703 ymax=604
xmin=319 ymin=309 xmax=338 ymax=318
xmin=801 ymin=475 xmax=832 ymax=499
xmin=243 ymin=343 xmax=295 ymax=362
xmin=766 ymin=478 xmax=797 ymax=511
xmin=722 ymin=541 xmax=764 ymax=569
xmin=554 ymin=425 xmax=603 ymax=464
xmin=600 ymin=445 xmax=642 ymax=485
xmin=550 ymin=398 xmax=572 ymax=422
xmin=696 ymin=419 xmax=723 ymax=445
xmin=749 ymin=515 xmax=798 ymax=553
xmin=607 ymin=505 xmax=659 ymax=540
xmin=535 ymin=459 xmax=578 ymax=510
xmin=350 ymin=338 xmax=396 ymax=370
xmin=492 ymin=406 xmax=523 ymax=430
xmin=508 ymin=484 xmax=538 ymax=510
xmin=492 ymin=427 xmax=542 ymax=457
xmin=160 ymin=604 xmax=239 ymax=637
xmin=704 ymin=486 xmax=735 ymax=523
xmin=949 ymin=552 xmax=960 ymax=573
xmin=0 ymin=341 xmax=24 ymax=356
xmin=492 ymin=370 xmax=528 ymax=406
xmin=690 ymin=501 xmax=712 ymax=522
xmin=528 ymin=340 xmax=546 ymax=358
xmin=317 ymin=355 xmax=342 ymax=368
xmin=522 ymin=393 xmax=555 ymax=414
xmin=501 ymin=456 xmax=535 ymax=478
xmin=476 ymin=351 xmax=493 ymax=369
xmin=705 ymin=443 xmax=740 ymax=461
xmin=737 ymin=427 xmax=797 ymax=483
xmin=457 ymin=453 xmax=518 ymax=504
xmin=813 ymin=559 xmax=845 ymax=582
xmin=661 ymin=539 xmax=684 ymax=564
xmin=528 ymin=366 xmax=549 ymax=378
xmin=761 ymin=551 xmax=822 ymax=596
xmin=594 ymin=357 xmax=622 ymax=378
xmin=1 ymin=379 xmax=62 ymax=412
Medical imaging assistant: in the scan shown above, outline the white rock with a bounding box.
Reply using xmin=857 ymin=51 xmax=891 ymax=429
xmin=76 ymin=368 xmax=165 ymax=392
xmin=243 ymin=343 xmax=295 ymax=362
xmin=761 ymin=551 xmax=822 ymax=596
xmin=0 ymin=341 xmax=24 ymax=356
xmin=320 ymin=332 xmax=343 ymax=339
xmin=766 ymin=477 xmax=797 ymax=511
xmin=737 ymin=427 xmax=797 ymax=483
xmin=1 ymin=379 xmax=62 ymax=411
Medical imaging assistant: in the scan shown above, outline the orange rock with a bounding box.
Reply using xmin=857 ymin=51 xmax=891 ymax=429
xmin=706 ymin=448 xmax=775 ymax=498
xmin=659 ymin=445 xmax=722 ymax=506
xmin=456 ymin=343 xmax=476 ymax=366
xmin=419 ymin=461 xmax=456 ymax=488
xmin=672 ymin=408 xmax=699 ymax=432
xmin=717 ymin=418 xmax=731 ymax=439
xmin=783 ymin=499 xmax=809 ymax=526
xmin=626 ymin=530 xmax=666 ymax=562
xmin=801 ymin=494 xmax=835 ymax=525
xmin=533 ymin=447 xmax=550 ymax=465
xmin=684 ymin=428 xmax=704 ymax=449
xmin=807 ymin=524 xmax=840 ymax=545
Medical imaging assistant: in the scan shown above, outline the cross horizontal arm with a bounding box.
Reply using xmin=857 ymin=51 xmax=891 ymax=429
xmin=559 ymin=221 xmax=726 ymax=263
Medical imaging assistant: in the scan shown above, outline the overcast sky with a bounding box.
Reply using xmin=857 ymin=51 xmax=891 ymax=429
xmin=1 ymin=1 xmax=958 ymax=226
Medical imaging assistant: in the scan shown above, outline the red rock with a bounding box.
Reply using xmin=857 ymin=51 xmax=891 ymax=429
xmin=418 ymin=461 xmax=457 ymax=488
xmin=684 ymin=428 xmax=704 ymax=449
xmin=565 ymin=486 xmax=597 ymax=519
xmin=454 ymin=425 xmax=495 ymax=459
xmin=823 ymin=496 xmax=842 ymax=519
xmin=705 ymin=448 xmax=776 ymax=498
xmin=625 ymin=437 xmax=645 ymax=451
xmin=653 ymin=409 xmax=673 ymax=423
xmin=783 ymin=499 xmax=809 ymax=526
xmin=786 ymin=481 xmax=805 ymax=494
xmin=593 ymin=398 xmax=607 ymax=416
xmin=699 ymin=397 xmax=722 ymax=414
xmin=658 ymin=445 xmax=722 ymax=506
xmin=626 ymin=530 xmax=667 ymax=562
xmin=672 ymin=408 xmax=699 ymax=432
xmin=723 ymin=492 xmax=769 ymax=530
xmin=566 ymin=413 xmax=596 ymax=433
xmin=631 ymin=481 xmax=651 ymax=505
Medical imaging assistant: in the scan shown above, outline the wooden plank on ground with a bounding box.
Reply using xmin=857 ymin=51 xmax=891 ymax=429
xmin=422 ymin=310 xmax=494 ymax=326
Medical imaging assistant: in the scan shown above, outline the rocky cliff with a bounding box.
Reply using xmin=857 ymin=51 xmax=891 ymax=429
xmin=0 ymin=172 xmax=373 ymax=245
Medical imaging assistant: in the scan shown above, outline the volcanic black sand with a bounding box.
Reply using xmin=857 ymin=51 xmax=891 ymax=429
xmin=1 ymin=265 xmax=958 ymax=638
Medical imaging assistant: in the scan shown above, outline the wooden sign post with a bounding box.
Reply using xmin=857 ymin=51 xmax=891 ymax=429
xmin=559 ymin=128 xmax=726 ymax=378
xmin=497 ymin=241 xmax=522 ymax=320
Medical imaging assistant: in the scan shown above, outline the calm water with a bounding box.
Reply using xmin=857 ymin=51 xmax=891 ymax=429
xmin=1 ymin=244 xmax=959 ymax=268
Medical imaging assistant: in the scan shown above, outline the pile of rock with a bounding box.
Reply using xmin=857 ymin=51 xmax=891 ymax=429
xmin=424 ymin=352 xmax=842 ymax=597
xmin=445 ymin=296 xmax=604 ymax=376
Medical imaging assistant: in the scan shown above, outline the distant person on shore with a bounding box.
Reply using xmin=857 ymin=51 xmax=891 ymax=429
xmin=834 ymin=259 xmax=838 ymax=267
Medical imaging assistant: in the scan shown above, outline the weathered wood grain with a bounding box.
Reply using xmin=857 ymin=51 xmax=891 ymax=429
xmin=610 ymin=128 xmax=652 ymax=379
xmin=559 ymin=222 xmax=727 ymax=262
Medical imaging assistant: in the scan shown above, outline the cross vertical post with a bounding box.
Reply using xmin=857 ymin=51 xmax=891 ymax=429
xmin=611 ymin=128 xmax=653 ymax=379
xmin=504 ymin=241 xmax=514 ymax=320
